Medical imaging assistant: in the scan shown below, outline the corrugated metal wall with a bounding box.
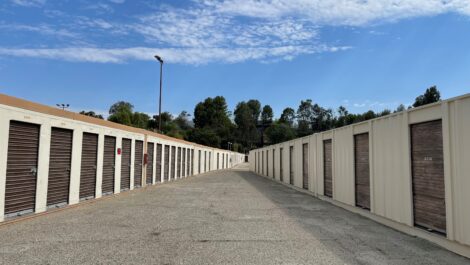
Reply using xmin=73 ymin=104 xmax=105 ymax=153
xmin=249 ymin=94 xmax=470 ymax=256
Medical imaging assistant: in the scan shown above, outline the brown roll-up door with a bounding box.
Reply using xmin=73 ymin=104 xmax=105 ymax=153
xmin=302 ymin=144 xmax=308 ymax=190
xmin=182 ymin=148 xmax=186 ymax=177
xmin=47 ymin=127 xmax=73 ymax=207
xmin=209 ymin=152 xmax=211 ymax=170
xmin=411 ymin=120 xmax=446 ymax=234
xmin=324 ymin=140 xmax=333 ymax=197
xmin=266 ymin=150 xmax=269 ymax=176
xmin=204 ymin=151 xmax=207 ymax=172
xmin=217 ymin=153 xmax=220 ymax=170
xmin=191 ymin=149 xmax=194 ymax=175
xmin=289 ymin=146 xmax=294 ymax=185
xmin=279 ymin=148 xmax=284 ymax=182
xmin=198 ymin=150 xmax=201 ymax=174
xmin=262 ymin=151 xmax=264 ymax=176
xmin=102 ymin=136 xmax=116 ymax=195
xmin=120 ymin=138 xmax=131 ymax=191
xmin=134 ymin=140 xmax=143 ymax=187
xmin=186 ymin=149 xmax=190 ymax=176
xmin=156 ymin=144 xmax=162 ymax=182
xmin=171 ymin=146 xmax=176 ymax=179
xmin=146 ymin=142 xmax=154 ymax=185
xmin=164 ymin=145 xmax=170 ymax=181
xmin=177 ymin=147 xmax=182 ymax=178
xmin=5 ymin=121 xmax=40 ymax=215
xmin=354 ymin=133 xmax=370 ymax=210
xmin=80 ymin=132 xmax=98 ymax=200
xmin=273 ymin=149 xmax=276 ymax=180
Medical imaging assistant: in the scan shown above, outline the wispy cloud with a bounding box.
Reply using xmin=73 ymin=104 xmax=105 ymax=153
xmin=0 ymin=23 xmax=79 ymax=39
xmin=11 ymin=0 xmax=45 ymax=7
xmin=2 ymin=0 xmax=470 ymax=64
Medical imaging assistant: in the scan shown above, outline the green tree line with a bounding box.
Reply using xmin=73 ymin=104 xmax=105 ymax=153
xmin=80 ymin=86 xmax=441 ymax=153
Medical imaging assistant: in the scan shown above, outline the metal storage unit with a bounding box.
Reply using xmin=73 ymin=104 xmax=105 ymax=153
xmin=164 ymin=145 xmax=169 ymax=181
xmin=120 ymin=138 xmax=131 ymax=191
xmin=302 ymin=143 xmax=309 ymax=189
xmin=171 ymin=146 xmax=176 ymax=179
xmin=289 ymin=146 xmax=294 ymax=185
xmin=102 ymin=136 xmax=116 ymax=195
xmin=146 ymin=142 xmax=154 ymax=185
xmin=4 ymin=121 xmax=40 ymax=215
xmin=324 ymin=139 xmax=333 ymax=197
xmin=411 ymin=120 xmax=446 ymax=234
xmin=182 ymin=148 xmax=186 ymax=177
xmin=134 ymin=140 xmax=143 ymax=187
xmin=279 ymin=148 xmax=284 ymax=182
xmin=354 ymin=133 xmax=370 ymax=210
xmin=177 ymin=147 xmax=182 ymax=178
xmin=80 ymin=132 xmax=98 ymax=200
xmin=191 ymin=149 xmax=194 ymax=175
xmin=156 ymin=144 xmax=162 ymax=182
xmin=47 ymin=127 xmax=73 ymax=207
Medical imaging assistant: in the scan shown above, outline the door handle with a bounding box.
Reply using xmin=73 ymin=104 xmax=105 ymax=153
xmin=30 ymin=167 xmax=37 ymax=177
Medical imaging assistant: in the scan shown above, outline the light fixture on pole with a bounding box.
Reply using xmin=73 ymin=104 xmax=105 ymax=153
xmin=56 ymin=104 xmax=70 ymax=110
xmin=154 ymin=55 xmax=164 ymax=133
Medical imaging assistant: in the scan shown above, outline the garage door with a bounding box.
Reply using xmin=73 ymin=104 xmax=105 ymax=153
xmin=102 ymin=136 xmax=116 ymax=195
xmin=354 ymin=133 xmax=370 ymax=210
xmin=5 ymin=121 xmax=40 ymax=215
xmin=204 ymin=151 xmax=207 ymax=172
xmin=411 ymin=120 xmax=446 ymax=234
xmin=134 ymin=140 xmax=143 ymax=187
xmin=120 ymin=138 xmax=131 ymax=191
xmin=262 ymin=151 xmax=264 ymax=176
xmin=272 ymin=149 xmax=276 ymax=179
xmin=191 ymin=149 xmax=194 ymax=175
xmin=164 ymin=145 xmax=170 ymax=181
xmin=280 ymin=148 xmax=284 ymax=182
xmin=209 ymin=152 xmax=212 ymax=171
xmin=182 ymin=148 xmax=186 ymax=177
xmin=156 ymin=144 xmax=162 ymax=182
xmin=47 ymin=127 xmax=73 ymax=207
xmin=177 ymin=147 xmax=181 ymax=178
xmin=289 ymin=146 xmax=294 ymax=185
xmin=146 ymin=142 xmax=154 ymax=185
xmin=80 ymin=132 xmax=98 ymax=200
xmin=171 ymin=146 xmax=176 ymax=179
xmin=324 ymin=140 xmax=333 ymax=198
xmin=198 ymin=150 xmax=201 ymax=174
xmin=186 ymin=149 xmax=190 ymax=176
xmin=302 ymin=143 xmax=308 ymax=190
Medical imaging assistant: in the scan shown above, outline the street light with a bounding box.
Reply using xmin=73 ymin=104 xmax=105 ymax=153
xmin=56 ymin=104 xmax=69 ymax=110
xmin=154 ymin=55 xmax=164 ymax=133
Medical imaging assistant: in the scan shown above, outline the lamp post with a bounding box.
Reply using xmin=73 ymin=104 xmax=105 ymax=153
xmin=154 ymin=55 xmax=164 ymax=133
xmin=56 ymin=103 xmax=69 ymax=110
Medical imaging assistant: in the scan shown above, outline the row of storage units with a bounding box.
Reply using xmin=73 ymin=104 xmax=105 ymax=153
xmin=249 ymin=93 xmax=470 ymax=258
xmin=0 ymin=94 xmax=245 ymax=222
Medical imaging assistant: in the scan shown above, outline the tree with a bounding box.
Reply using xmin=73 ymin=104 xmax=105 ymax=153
xmin=296 ymin=99 xmax=314 ymax=136
xmin=187 ymin=127 xmax=221 ymax=147
xmin=336 ymin=106 xmax=349 ymax=127
xmin=247 ymin=100 xmax=261 ymax=124
xmin=413 ymin=86 xmax=441 ymax=108
xmin=79 ymin=111 xmax=104 ymax=119
xmin=265 ymin=122 xmax=296 ymax=144
xmin=234 ymin=102 xmax=258 ymax=149
xmin=279 ymin=107 xmax=295 ymax=126
xmin=261 ymin=105 xmax=274 ymax=126
xmin=108 ymin=101 xmax=133 ymax=126
xmin=174 ymin=111 xmax=192 ymax=131
xmin=394 ymin=104 xmax=406 ymax=113
xmin=131 ymin=112 xmax=150 ymax=129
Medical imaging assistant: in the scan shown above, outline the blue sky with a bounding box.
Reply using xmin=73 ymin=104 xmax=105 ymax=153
xmin=0 ymin=0 xmax=469 ymax=119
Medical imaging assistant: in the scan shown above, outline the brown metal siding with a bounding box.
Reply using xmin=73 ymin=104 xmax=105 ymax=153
xmin=164 ymin=145 xmax=169 ymax=181
xmin=204 ymin=151 xmax=207 ymax=172
xmin=209 ymin=152 xmax=211 ymax=171
xmin=324 ymin=140 xmax=333 ymax=198
xmin=171 ymin=146 xmax=176 ymax=179
xmin=289 ymin=146 xmax=294 ymax=185
xmin=102 ymin=136 xmax=116 ymax=195
xmin=279 ymin=148 xmax=284 ymax=182
xmin=5 ymin=121 xmax=40 ymax=215
xmin=198 ymin=150 xmax=201 ymax=174
xmin=217 ymin=153 xmax=220 ymax=169
xmin=177 ymin=147 xmax=182 ymax=178
xmin=182 ymin=148 xmax=186 ymax=177
xmin=272 ymin=149 xmax=276 ymax=179
xmin=156 ymin=144 xmax=162 ymax=182
xmin=134 ymin=140 xmax=143 ymax=187
xmin=302 ymin=143 xmax=308 ymax=190
xmin=146 ymin=142 xmax=154 ymax=184
xmin=266 ymin=151 xmax=269 ymax=176
xmin=354 ymin=133 xmax=370 ymax=210
xmin=47 ymin=127 xmax=73 ymax=206
xmin=411 ymin=120 xmax=446 ymax=234
xmin=120 ymin=138 xmax=131 ymax=191
xmin=80 ymin=133 xmax=98 ymax=199
xmin=262 ymin=151 xmax=264 ymax=176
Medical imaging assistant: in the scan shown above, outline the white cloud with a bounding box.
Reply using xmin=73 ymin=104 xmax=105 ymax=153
xmin=109 ymin=0 xmax=125 ymax=3
xmin=0 ymin=45 xmax=349 ymax=64
xmin=0 ymin=24 xmax=79 ymax=39
xmin=11 ymin=0 xmax=45 ymax=7
xmin=206 ymin=0 xmax=470 ymax=25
